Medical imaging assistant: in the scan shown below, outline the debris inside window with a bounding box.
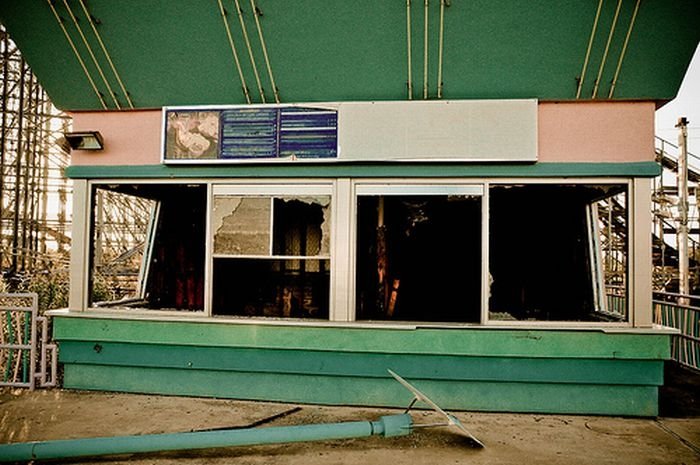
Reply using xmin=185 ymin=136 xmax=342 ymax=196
xmin=488 ymin=184 xmax=627 ymax=322
xmin=212 ymin=258 xmax=329 ymax=318
xmin=355 ymin=195 xmax=481 ymax=322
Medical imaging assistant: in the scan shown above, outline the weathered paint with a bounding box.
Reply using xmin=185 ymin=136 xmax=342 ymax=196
xmin=62 ymin=364 xmax=659 ymax=417
xmin=59 ymin=341 xmax=664 ymax=386
xmin=54 ymin=317 xmax=668 ymax=416
xmin=53 ymin=318 xmax=670 ymax=359
xmin=537 ymin=102 xmax=655 ymax=163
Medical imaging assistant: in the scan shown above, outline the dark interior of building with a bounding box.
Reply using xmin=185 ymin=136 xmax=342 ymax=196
xmin=356 ymin=195 xmax=482 ymax=322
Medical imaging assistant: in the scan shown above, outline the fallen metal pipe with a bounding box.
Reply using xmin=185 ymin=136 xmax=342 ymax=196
xmin=0 ymin=414 xmax=412 ymax=462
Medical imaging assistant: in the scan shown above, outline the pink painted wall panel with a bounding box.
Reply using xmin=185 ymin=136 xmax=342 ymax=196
xmin=538 ymin=102 xmax=655 ymax=162
xmin=69 ymin=102 xmax=656 ymax=166
xmin=70 ymin=110 xmax=162 ymax=165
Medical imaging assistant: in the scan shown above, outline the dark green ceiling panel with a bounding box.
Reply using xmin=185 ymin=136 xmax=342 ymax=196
xmin=0 ymin=0 xmax=698 ymax=110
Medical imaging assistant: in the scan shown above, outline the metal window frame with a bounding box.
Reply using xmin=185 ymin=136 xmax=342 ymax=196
xmin=485 ymin=178 xmax=634 ymax=328
xmin=68 ymin=176 xmax=648 ymax=329
xmin=349 ymin=180 xmax=486 ymax=324
xmin=207 ymin=181 xmax=335 ymax=317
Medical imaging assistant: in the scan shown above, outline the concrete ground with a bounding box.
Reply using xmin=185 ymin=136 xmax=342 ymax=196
xmin=0 ymin=388 xmax=699 ymax=464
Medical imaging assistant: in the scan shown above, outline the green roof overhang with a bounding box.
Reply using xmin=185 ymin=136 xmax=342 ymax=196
xmin=1 ymin=1 xmax=698 ymax=110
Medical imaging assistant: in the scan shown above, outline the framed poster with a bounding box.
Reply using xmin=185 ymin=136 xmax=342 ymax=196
xmin=163 ymin=105 xmax=338 ymax=163
xmin=164 ymin=110 xmax=220 ymax=160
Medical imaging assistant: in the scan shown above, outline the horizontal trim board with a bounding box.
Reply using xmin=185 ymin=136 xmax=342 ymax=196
xmin=58 ymin=341 xmax=665 ymax=386
xmin=62 ymin=364 xmax=658 ymax=417
xmin=53 ymin=317 xmax=672 ymax=360
xmin=64 ymin=162 xmax=662 ymax=179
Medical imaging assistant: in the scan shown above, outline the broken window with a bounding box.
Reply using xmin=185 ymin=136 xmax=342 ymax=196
xmin=89 ymin=184 xmax=206 ymax=311
xmin=355 ymin=188 xmax=482 ymax=323
xmin=211 ymin=188 xmax=331 ymax=318
xmin=212 ymin=197 xmax=270 ymax=255
xmin=488 ymin=184 xmax=628 ymax=322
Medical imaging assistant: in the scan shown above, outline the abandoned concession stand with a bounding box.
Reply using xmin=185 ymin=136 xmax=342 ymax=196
xmin=1 ymin=1 xmax=698 ymax=416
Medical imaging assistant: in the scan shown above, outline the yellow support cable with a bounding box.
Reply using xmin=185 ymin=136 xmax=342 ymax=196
xmin=576 ymin=0 xmax=603 ymax=99
xmin=423 ymin=0 xmax=429 ymax=99
xmin=608 ymin=0 xmax=641 ymax=99
xmin=592 ymin=0 xmax=623 ymax=99
xmin=406 ymin=0 xmax=413 ymax=100
xmin=78 ymin=0 xmax=134 ymax=109
xmin=234 ymin=0 xmax=265 ymax=103
xmin=46 ymin=0 xmax=107 ymax=109
xmin=249 ymin=0 xmax=280 ymax=103
xmin=216 ymin=0 xmax=252 ymax=104
xmin=437 ymin=0 xmax=445 ymax=99
xmin=62 ymin=0 xmax=120 ymax=109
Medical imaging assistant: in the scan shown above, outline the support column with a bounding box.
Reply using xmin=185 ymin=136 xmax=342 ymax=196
xmin=11 ymin=59 xmax=26 ymax=272
xmin=69 ymin=180 xmax=90 ymax=312
xmin=632 ymin=177 xmax=653 ymax=327
xmin=676 ymin=117 xmax=690 ymax=302
xmin=0 ymin=30 xmax=9 ymax=269
xmin=330 ymin=179 xmax=353 ymax=322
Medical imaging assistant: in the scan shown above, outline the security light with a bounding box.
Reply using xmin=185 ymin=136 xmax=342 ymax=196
xmin=64 ymin=131 xmax=104 ymax=150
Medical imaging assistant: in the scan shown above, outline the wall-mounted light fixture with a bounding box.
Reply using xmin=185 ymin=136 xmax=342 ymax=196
xmin=64 ymin=131 xmax=104 ymax=150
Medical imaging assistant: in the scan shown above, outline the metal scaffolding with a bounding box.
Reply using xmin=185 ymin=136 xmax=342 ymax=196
xmin=653 ymin=135 xmax=700 ymax=293
xmin=0 ymin=26 xmax=72 ymax=284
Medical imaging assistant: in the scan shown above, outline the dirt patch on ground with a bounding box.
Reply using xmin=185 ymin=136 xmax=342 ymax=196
xmin=1 ymin=389 xmax=699 ymax=464
xmin=659 ymin=362 xmax=700 ymax=417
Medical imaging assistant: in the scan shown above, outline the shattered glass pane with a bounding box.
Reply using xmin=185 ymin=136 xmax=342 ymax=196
xmin=273 ymin=196 xmax=331 ymax=256
xmin=213 ymin=196 xmax=271 ymax=255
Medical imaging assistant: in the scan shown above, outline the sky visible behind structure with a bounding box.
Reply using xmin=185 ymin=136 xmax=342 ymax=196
xmin=656 ymin=44 xmax=700 ymax=160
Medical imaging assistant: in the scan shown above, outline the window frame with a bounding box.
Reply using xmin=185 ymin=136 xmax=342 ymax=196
xmin=74 ymin=177 xmax=638 ymax=329
xmin=485 ymin=178 xmax=633 ymax=328
xmin=348 ymin=181 xmax=486 ymax=324
xmin=81 ymin=179 xmax=210 ymax=316
xmin=206 ymin=181 xmax=336 ymax=317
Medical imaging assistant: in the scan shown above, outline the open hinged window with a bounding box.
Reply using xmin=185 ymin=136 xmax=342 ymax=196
xmin=210 ymin=184 xmax=332 ymax=319
xmin=88 ymin=183 xmax=207 ymax=311
xmin=488 ymin=183 xmax=629 ymax=322
xmin=354 ymin=184 xmax=484 ymax=323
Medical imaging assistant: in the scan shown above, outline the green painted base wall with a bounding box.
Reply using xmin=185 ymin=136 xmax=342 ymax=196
xmin=54 ymin=317 xmax=671 ymax=417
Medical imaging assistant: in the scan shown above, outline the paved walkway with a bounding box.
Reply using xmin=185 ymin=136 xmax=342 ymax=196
xmin=1 ymin=389 xmax=699 ymax=464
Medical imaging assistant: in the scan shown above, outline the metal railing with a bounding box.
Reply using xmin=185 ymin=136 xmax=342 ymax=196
xmin=0 ymin=293 xmax=57 ymax=389
xmin=605 ymin=285 xmax=627 ymax=319
xmin=655 ymin=135 xmax=700 ymax=171
xmin=653 ymin=291 xmax=700 ymax=372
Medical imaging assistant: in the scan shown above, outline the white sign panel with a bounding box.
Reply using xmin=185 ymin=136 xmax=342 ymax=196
xmin=337 ymin=99 xmax=537 ymax=162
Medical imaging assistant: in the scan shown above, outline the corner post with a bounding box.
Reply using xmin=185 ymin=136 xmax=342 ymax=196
xmin=631 ymin=177 xmax=653 ymax=327
xmin=69 ymin=179 xmax=90 ymax=311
